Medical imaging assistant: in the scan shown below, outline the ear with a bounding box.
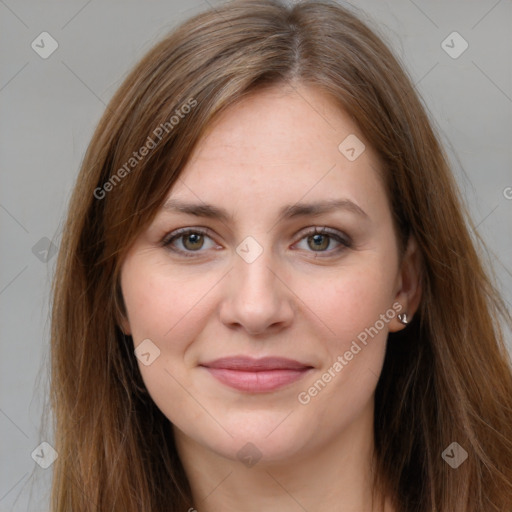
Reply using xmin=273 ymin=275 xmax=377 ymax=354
xmin=389 ymin=236 xmax=422 ymax=332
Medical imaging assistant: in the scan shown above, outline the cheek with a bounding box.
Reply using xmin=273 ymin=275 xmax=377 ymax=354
xmin=292 ymin=255 xmax=397 ymax=411
xmin=120 ymin=257 xmax=218 ymax=425
xmin=121 ymin=256 xmax=214 ymax=346
xmin=297 ymin=256 xmax=397 ymax=346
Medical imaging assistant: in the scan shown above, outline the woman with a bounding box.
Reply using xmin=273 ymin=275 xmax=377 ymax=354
xmin=49 ymin=1 xmax=512 ymax=510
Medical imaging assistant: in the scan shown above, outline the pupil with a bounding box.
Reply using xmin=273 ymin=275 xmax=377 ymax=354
xmin=185 ymin=233 xmax=203 ymax=250
xmin=310 ymin=234 xmax=328 ymax=250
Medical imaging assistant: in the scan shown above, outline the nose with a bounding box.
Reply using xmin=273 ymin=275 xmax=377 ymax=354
xmin=218 ymin=247 xmax=295 ymax=336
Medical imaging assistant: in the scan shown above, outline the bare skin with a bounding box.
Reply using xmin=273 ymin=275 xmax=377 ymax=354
xmin=120 ymin=84 xmax=421 ymax=511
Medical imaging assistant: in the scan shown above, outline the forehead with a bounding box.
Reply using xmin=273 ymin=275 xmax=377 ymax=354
xmin=167 ymin=85 xmax=386 ymax=218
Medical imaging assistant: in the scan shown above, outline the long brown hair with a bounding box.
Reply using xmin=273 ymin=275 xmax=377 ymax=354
xmin=49 ymin=1 xmax=512 ymax=510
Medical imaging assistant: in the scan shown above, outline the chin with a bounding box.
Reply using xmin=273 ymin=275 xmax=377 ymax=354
xmin=190 ymin=411 xmax=315 ymax=466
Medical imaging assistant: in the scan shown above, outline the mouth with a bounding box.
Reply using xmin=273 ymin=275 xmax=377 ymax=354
xmin=199 ymin=356 xmax=314 ymax=393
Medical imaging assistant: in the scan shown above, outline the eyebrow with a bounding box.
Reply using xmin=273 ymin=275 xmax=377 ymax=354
xmin=161 ymin=198 xmax=369 ymax=222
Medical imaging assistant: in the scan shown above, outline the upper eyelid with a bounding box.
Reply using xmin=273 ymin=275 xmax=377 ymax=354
xmin=162 ymin=226 xmax=217 ymax=244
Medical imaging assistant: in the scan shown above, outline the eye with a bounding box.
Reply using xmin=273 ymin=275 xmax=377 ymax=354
xmin=162 ymin=228 xmax=219 ymax=256
xmin=162 ymin=226 xmax=351 ymax=258
xmin=294 ymin=227 xmax=351 ymax=255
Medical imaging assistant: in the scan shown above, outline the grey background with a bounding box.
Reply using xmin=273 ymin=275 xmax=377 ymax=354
xmin=1 ymin=0 xmax=511 ymax=510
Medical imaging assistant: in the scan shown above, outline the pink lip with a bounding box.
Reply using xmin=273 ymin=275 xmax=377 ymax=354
xmin=200 ymin=356 xmax=313 ymax=393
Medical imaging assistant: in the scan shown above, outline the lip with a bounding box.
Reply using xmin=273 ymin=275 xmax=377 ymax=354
xmin=199 ymin=356 xmax=313 ymax=393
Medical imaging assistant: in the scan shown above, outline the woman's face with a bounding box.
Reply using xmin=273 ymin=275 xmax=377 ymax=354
xmin=120 ymin=85 xmax=417 ymax=465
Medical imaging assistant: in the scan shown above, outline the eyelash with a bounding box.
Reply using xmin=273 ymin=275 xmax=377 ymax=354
xmin=161 ymin=226 xmax=352 ymax=258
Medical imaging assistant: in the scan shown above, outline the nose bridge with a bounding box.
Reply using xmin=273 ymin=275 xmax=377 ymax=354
xmin=220 ymin=238 xmax=293 ymax=334
xmin=234 ymin=241 xmax=279 ymax=307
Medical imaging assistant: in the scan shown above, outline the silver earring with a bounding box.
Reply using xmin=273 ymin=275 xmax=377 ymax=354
xmin=397 ymin=313 xmax=408 ymax=325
